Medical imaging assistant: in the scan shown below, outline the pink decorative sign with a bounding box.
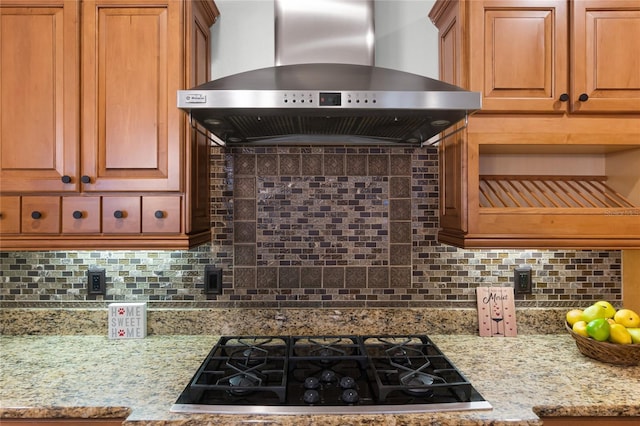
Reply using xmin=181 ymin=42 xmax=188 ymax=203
xmin=476 ymin=287 xmax=517 ymax=337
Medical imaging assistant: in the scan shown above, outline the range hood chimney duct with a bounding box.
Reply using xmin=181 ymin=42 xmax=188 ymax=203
xmin=275 ymin=0 xmax=375 ymax=66
xmin=178 ymin=0 xmax=481 ymax=147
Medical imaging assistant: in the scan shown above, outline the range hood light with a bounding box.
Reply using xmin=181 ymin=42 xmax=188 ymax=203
xmin=204 ymin=118 xmax=224 ymax=127
xmin=430 ymin=119 xmax=451 ymax=127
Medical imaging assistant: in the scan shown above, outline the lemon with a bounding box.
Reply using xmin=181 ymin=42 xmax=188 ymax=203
xmin=594 ymin=300 xmax=617 ymax=319
xmin=582 ymin=304 xmax=608 ymax=323
xmin=627 ymin=328 xmax=640 ymax=344
xmin=614 ymin=309 xmax=640 ymax=328
xmin=609 ymin=323 xmax=632 ymax=345
xmin=572 ymin=320 xmax=589 ymax=338
xmin=566 ymin=309 xmax=584 ymax=326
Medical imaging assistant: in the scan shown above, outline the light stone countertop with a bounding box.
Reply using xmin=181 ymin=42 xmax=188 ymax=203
xmin=1 ymin=334 xmax=639 ymax=425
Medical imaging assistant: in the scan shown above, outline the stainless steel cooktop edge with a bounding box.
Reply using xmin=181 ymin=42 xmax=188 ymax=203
xmin=170 ymin=401 xmax=493 ymax=415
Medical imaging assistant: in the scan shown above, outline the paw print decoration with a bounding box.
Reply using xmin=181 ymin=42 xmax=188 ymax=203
xmin=118 ymin=329 xmax=126 ymax=337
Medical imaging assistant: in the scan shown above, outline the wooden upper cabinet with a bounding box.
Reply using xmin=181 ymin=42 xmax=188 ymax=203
xmin=430 ymin=0 xmax=640 ymax=249
xmin=81 ymin=0 xmax=180 ymax=192
xmin=185 ymin=0 xmax=217 ymax=235
xmin=467 ymin=0 xmax=640 ymax=114
xmin=468 ymin=0 xmax=569 ymax=112
xmin=0 ymin=0 xmax=218 ymax=249
xmin=431 ymin=2 xmax=468 ymax=236
xmin=0 ymin=0 xmax=80 ymax=193
xmin=571 ymin=0 xmax=640 ymax=113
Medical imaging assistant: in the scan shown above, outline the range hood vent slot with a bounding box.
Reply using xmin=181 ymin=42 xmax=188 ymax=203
xmin=222 ymin=115 xmax=432 ymax=143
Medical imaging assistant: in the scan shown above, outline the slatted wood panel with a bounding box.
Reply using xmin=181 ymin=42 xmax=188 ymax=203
xmin=479 ymin=175 xmax=636 ymax=208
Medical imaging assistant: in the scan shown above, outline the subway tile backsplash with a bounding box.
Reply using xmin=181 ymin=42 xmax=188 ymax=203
xmin=0 ymin=146 xmax=621 ymax=308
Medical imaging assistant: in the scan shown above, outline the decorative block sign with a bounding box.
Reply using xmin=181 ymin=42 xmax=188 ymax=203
xmin=476 ymin=287 xmax=517 ymax=337
xmin=108 ymin=302 xmax=147 ymax=339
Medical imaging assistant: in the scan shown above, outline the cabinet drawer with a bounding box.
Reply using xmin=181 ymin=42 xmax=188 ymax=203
xmin=142 ymin=196 xmax=181 ymax=233
xmin=62 ymin=197 xmax=101 ymax=233
xmin=0 ymin=196 xmax=21 ymax=234
xmin=21 ymin=196 xmax=60 ymax=234
xmin=102 ymin=197 xmax=141 ymax=234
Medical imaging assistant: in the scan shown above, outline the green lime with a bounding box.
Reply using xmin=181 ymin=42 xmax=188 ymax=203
xmin=586 ymin=318 xmax=610 ymax=341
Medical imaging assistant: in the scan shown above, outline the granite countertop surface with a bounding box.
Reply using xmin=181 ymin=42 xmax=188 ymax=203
xmin=1 ymin=333 xmax=639 ymax=425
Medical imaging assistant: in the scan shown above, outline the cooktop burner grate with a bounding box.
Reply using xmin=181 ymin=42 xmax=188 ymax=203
xmin=172 ymin=334 xmax=492 ymax=415
xmin=188 ymin=336 xmax=289 ymax=403
xmin=363 ymin=335 xmax=474 ymax=403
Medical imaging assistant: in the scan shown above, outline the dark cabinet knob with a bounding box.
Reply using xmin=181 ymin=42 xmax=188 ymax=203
xmin=61 ymin=175 xmax=72 ymax=183
xmin=559 ymin=93 xmax=569 ymax=102
xmin=578 ymin=93 xmax=589 ymax=102
xmin=113 ymin=210 xmax=124 ymax=219
xmin=81 ymin=175 xmax=91 ymax=184
xmin=31 ymin=211 xmax=42 ymax=219
xmin=72 ymin=210 xmax=83 ymax=219
xmin=154 ymin=210 xmax=165 ymax=219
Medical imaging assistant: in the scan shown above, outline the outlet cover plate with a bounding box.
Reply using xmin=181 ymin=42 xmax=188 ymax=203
xmin=204 ymin=266 xmax=223 ymax=295
xmin=514 ymin=266 xmax=532 ymax=295
xmin=87 ymin=268 xmax=106 ymax=295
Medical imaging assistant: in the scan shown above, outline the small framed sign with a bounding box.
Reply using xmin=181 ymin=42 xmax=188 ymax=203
xmin=108 ymin=302 xmax=147 ymax=339
xmin=476 ymin=287 xmax=517 ymax=337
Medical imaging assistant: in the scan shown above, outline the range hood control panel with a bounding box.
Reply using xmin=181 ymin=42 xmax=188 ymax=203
xmin=319 ymin=92 xmax=341 ymax=106
xmin=179 ymin=90 xmax=392 ymax=109
xmin=283 ymin=91 xmax=378 ymax=107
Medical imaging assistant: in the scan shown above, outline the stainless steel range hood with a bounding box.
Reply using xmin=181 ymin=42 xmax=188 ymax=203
xmin=178 ymin=0 xmax=481 ymax=146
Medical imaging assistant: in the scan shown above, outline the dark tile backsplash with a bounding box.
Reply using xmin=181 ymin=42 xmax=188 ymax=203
xmin=0 ymin=146 xmax=622 ymax=308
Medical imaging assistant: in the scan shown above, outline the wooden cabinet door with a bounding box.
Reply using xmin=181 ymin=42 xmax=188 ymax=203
xmin=0 ymin=0 xmax=79 ymax=193
xmin=21 ymin=196 xmax=60 ymax=234
xmin=439 ymin=134 xmax=468 ymax=237
xmin=571 ymin=0 xmax=640 ymax=113
xmin=469 ymin=0 xmax=568 ymax=112
xmin=142 ymin=196 xmax=181 ymax=233
xmin=102 ymin=196 xmax=141 ymax=233
xmin=0 ymin=196 xmax=21 ymax=234
xmin=62 ymin=196 xmax=101 ymax=233
xmin=81 ymin=0 xmax=181 ymax=192
xmin=431 ymin=1 xmax=469 ymax=236
xmin=185 ymin=0 xmax=215 ymax=234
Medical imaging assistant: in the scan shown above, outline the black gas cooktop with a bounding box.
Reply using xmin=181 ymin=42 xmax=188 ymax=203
xmin=171 ymin=335 xmax=492 ymax=415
